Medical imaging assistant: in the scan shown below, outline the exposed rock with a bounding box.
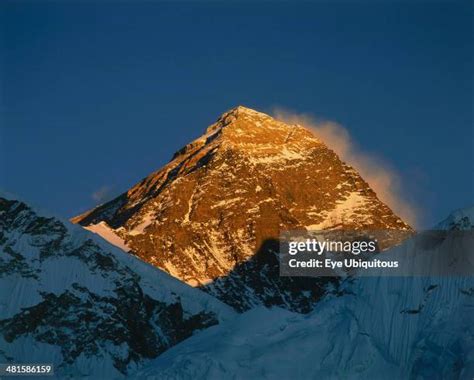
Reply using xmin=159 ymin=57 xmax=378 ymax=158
xmin=73 ymin=106 xmax=412 ymax=312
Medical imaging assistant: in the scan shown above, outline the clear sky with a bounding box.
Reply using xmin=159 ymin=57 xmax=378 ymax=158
xmin=1 ymin=1 xmax=472 ymax=227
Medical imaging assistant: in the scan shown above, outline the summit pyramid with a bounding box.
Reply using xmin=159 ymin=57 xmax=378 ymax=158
xmin=73 ymin=106 xmax=411 ymax=312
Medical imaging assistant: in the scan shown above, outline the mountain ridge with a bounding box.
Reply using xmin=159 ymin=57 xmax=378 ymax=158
xmin=72 ymin=106 xmax=412 ymax=312
xmin=0 ymin=195 xmax=234 ymax=377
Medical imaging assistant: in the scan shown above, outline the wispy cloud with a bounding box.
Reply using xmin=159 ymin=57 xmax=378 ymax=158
xmin=92 ymin=185 xmax=114 ymax=204
xmin=273 ymin=108 xmax=420 ymax=227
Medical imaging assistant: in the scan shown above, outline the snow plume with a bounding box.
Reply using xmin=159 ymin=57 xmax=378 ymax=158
xmin=273 ymin=109 xmax=419 ymax=228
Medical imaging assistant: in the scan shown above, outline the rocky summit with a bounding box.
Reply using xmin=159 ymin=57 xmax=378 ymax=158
xmin=72 ymin=106 xmax=412 ymax=312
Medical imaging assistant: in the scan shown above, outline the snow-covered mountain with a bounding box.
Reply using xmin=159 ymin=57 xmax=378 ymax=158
xmin=0 ymin=196 xmax=234 ymax=378
xmin=133 ymin=207 xmax=474 ymax=380
xmin=436 ymin=206 xmax=474 ymax=230
xmin=73 ymin=106 xmax=411 ymax=312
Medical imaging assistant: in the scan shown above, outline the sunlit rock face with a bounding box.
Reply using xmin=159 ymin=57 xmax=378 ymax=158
xmin=73 ymin=106 xmax=411 ymax=312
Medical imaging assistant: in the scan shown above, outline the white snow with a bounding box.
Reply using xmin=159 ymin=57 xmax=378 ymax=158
xmin=211 ymin=197 xmax=242 ymax=209
xmin=436 ymin=205 xmax=474 ymax=230
xmin=133 ymin=219 xmax=474 ymax=379
xmin=0 ymin=197 xmax=236 ymax=378
xmin=129 ymin=211 xmax=155 ymax=236
xmin=84 ymin=221 xmax=130 ymax=251
xmin=306 ymin=191 xmax=370 ymax=230
xmin=202 ymin=230 xmax=234 ymax=271
xmin=246 ymin=146 xmax=308 ymax=165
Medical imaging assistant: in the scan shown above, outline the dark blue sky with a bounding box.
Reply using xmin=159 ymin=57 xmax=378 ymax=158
xmin=1 ymin=1 xmax=472 ymax=227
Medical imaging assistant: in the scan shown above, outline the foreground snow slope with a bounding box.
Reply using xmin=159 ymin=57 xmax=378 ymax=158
xmin=135 ymin=208 xmax=474 ymax=380
xmin=0 ymin=196 xmax=234 ymax=378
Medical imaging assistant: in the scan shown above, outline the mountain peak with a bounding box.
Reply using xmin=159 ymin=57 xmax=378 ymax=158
xmin=206 ymin=105 xmax=274 ymax=134
xmin=226 ymin=105 xmax=269 ymax=117
xmin=436 ymin=205 xmax=474 ymax=230
xmin=73 ymin=106 xmax=412 ymax=312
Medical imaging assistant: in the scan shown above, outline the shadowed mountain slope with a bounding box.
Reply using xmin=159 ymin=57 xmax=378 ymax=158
xmin=0 ymin=196 xmax=233 ymax=378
